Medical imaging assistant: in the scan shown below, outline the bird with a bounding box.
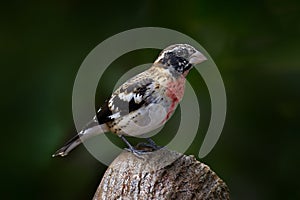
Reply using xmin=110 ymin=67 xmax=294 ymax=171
xmin=52 ymin=44 xmax=207 ymax=157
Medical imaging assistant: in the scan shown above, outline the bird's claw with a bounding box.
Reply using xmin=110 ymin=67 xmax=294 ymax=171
xmin=136 ymin=142 xmax=163 ymax=151
xmin=124 ymin=147 xmax=148 ymax=159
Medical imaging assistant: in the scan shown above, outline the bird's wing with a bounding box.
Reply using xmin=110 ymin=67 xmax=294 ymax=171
xmin=96 ymin=100 xmax=115 ymax=124
xmin=96 ymin=75 xmax=158 ymax=123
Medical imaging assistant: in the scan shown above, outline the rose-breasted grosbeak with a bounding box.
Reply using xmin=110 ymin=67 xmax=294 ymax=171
xmin=53 ymin=44 xmax=207 ymax=157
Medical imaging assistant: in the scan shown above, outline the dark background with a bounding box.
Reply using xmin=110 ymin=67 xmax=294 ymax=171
xmin=1 ymin=0 xmax=300 ymax=199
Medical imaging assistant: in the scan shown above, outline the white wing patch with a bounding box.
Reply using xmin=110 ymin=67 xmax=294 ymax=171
xmin=108 ymin=112 xmax=121 ymax=119
xmin=133 ymin=93 xmax=143 ymax=103
xmin=118 ymin=92 xmax=144 ymax=104
xmin=118 ymin=92 xmax=134 ymax=102
xmin=108 ymin=99 xmax=113 ymax=107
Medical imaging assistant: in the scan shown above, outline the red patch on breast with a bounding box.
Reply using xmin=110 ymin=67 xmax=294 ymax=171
xmin=162 ymin=75 xmax=186 ymax=122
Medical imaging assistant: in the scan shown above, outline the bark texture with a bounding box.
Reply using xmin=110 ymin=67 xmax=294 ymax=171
xmin=93 ymin=148 xmax=229 ymax=200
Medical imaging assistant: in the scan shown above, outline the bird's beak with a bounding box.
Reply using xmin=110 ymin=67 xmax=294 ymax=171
xmin=189 ymin=51 xmax=207 ymax=65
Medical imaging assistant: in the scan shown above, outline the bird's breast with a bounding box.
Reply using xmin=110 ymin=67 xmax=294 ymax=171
xmin=162 ymin=75 xmax=186 ymax=122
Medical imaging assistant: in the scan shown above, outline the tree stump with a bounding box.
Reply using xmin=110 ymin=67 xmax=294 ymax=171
xmin=93 ymin=148 xmax=229 ymax=200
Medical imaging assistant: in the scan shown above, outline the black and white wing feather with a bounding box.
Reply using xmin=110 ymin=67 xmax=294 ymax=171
xmin=97 ymin=77 xmax=157 ymax=123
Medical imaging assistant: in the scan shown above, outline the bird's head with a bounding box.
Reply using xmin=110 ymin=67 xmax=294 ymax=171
xmin=154 ymin=44 xmax=207 ymax=76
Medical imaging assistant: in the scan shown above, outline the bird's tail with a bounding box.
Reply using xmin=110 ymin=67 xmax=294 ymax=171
xmin=52 ymin=121 xmax=109 ymax=157
xmin=52 ymin=133 xmax=82 ymax=157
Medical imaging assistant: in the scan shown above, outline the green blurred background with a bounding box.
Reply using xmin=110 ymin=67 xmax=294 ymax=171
xmin=1 ymin=0 xmax=300 ymax=199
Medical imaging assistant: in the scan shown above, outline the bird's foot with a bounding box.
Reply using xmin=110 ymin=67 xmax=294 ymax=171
xmin=121 ymin=135 xmax=149 ymax=159
xmin=120 ymin=136 xmax=163 ymax=158
xmin=136 ymin=138 xmax=163 ymax=151
xmin=146 ymin=138 xmax=163 ymax=150
xmin=124 ymin=147 xmax=152 ymax=160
